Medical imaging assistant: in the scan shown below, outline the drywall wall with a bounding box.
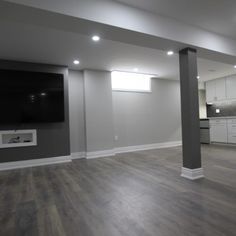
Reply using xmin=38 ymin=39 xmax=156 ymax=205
xmin=84 ymin=70 xmax=114 ymax=152
xmin=199 ymin=90 xmax=207 ymax=118
xmin=0 ymin=60 xmax=70 ymax=163
xmin=70 ymin=71 xmax=182 ymax=153
xmin=112 ymin=78 xmax=182 ymax=147
xmin=68 ymin=70 xmax=86 ymax=153
xmin=0 ymin=64 xmax=183 ymax=162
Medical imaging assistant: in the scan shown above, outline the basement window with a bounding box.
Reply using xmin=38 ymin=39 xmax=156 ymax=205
xmin=111 ymin=71 xmax=153 ymax=92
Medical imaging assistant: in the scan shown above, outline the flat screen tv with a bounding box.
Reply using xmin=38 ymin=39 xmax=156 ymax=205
xmin=0 ymin=69 xmax=65 ymax=123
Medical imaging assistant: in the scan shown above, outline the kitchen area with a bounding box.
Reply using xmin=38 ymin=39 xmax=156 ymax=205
xmin=199 ymin=74 xmax=236 ymax=145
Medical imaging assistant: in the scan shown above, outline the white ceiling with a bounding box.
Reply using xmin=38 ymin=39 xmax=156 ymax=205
xmin=5 ymin=0 xmax=236 ymax=40
xmin=114 ymin=0 xmax=236 ymax=40
xmin=0 ymin=20 xmax=235 ymax=81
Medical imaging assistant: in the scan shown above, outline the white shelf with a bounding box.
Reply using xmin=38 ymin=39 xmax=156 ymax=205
xmin=0 ymin=130 xmax=37 ymax=149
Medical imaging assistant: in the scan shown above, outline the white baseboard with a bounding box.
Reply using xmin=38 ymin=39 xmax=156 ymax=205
xmin=181 ymin=167 xmax=204 ymax=180
xmin=115 ymin=141 xmax=182 ymax=154
xmin=86 ymin=149 xmax=116 ymax=159
xmin=0 ymin=155 xmax=72 ymax=171
xmin=0 ymin=141 xmax=182 ymax=171
xmin=86 ymin=141 xmax=181 ymax=159
xmin=71 ymin=152 xmax=86 ymax=159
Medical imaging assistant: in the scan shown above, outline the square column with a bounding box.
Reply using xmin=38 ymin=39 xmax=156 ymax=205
xmin=179 ymin=48 xmax=204 ymax=180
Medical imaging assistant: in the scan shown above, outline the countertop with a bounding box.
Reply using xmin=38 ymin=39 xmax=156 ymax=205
xmin=202 ymin=117 xmax=236 ymax=119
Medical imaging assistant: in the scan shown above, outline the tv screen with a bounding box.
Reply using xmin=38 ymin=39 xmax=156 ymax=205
xmin=0 ymin=69 xmax=65 ymax=123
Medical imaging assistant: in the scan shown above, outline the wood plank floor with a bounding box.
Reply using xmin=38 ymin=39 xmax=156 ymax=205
xmin=0 ymin=144 xmax=236 ymax=236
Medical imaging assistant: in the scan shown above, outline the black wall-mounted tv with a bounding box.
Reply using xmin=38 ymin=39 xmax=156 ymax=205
xmin=0 ymin=69 xmax=65 ymax=123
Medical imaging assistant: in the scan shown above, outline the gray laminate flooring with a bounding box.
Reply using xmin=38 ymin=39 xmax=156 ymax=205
xmin=0 ymin=144 xmax=236 ymax=236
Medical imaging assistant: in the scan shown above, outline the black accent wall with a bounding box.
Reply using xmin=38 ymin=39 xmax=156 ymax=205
xmin=0 ymin=60 xmax=70 ymax=163
xmin=207 ymin=101 xmax=236 ymax=117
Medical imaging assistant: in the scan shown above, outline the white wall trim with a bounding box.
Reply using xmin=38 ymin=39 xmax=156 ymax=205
xmin=0 ymin=141 xmax=182 ymax=171
xmin=181 ymin=167 xmax=204 ymax=180
xmin=86 ymin=141 xmax=181 ymax=159
xmin=86 ymin=149 xmax=116 ymax=159
xmin=71 ymin=152 xmax=86 ymax=159
xmin=115 ymin=141 xmax=182 ymax=154
xmin=0 ymin=155 xmax=71 ymax=171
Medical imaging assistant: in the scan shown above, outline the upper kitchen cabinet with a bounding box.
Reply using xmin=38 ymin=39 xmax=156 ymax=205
xmin=206 ymin=78 xmax=226 ymax=102
xmin=215 ymin=78 xmax=226 ymax=100
xmin=226 ymin=75 xmax=236 ymax=99
xmin=206 ymin=80 xmax=215 ymax=102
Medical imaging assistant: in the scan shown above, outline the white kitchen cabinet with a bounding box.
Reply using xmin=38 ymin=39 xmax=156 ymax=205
xmin=226 ymin=75 xmax=236 ymax=99
xmin=215 ymin=78 xmax=226 ymax=100
xmin=210 ymin=119 xmax=228 ymax=143
xmin=210 ymin=118 xmax=236 ymax=144
xmin=206 ymin=78 xmax=226 ymax=102
xmin=227 ymin=119 xmax=236 ymax=125
xmin=227 ymin=119 xmax=236 ymax=144
xmin=206 ymin=80 xmax=215 ymax=102
xmin=228 ymin=134 xmax=236 ymax=144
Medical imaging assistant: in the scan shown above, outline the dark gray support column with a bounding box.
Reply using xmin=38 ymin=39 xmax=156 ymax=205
xmin=179 ymin=48 xmax=204 ymax=180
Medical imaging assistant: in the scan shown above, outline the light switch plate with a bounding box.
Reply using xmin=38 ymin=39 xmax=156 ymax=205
xmin=216 ymin=109 xmax=220 ymax=114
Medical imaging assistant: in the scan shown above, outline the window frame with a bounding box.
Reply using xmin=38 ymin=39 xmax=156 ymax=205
xmin=111 ymin=71 xmax=153 ymax=93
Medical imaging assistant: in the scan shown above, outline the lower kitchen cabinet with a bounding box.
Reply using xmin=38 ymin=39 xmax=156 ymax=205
xmin=210 ymin=118 xmax=236 ymax=144
xmin=210 ymin=120 xmax=228 ymax=143
xmin=228 ymin=134 xmax=236 ymax=143
xmin=227 ymin=119 xmax=236 ymax=144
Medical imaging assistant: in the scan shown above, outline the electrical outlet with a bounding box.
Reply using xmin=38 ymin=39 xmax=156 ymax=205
xmin=114 ymin=135 xmax=118 ymax=141
xmin=216 ymin=108 xmax=220 ymax=114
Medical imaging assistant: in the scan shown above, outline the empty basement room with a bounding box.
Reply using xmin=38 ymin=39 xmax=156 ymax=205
xmin=0 ymin=0 xmax=236 ymax=235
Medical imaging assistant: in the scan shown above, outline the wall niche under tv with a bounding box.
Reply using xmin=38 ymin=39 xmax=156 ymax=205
xmin=0 ymin=130 xmax=37 ymax=149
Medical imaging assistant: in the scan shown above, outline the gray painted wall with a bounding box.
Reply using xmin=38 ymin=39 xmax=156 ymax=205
xmin=68 ymin=70 xmax=86 ymax=153
xmin=84 ymin=70 xmax=114 ymax=152
xmin=0 ymin=60 xmax=70 ymax=163
xmin=112 ymin=78 xmax=182 ymax=147
xmin=0 ymin=63 xmax=182 ymax=162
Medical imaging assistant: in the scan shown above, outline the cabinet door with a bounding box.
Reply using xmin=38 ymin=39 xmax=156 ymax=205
xmin=215 ymin=78 xmax=226 ymax=100
xmin=210 ymin=120 xmax=228 ymax=143
xmin=227 ymin=119 xmax=236 ymax=143
xmin=226 ymin=75 xmax=236 ymax=99
xmin=206 ymin=80 xmax=215 ymax=102
xmin=228 ymin=134 xmax=236 ymax=144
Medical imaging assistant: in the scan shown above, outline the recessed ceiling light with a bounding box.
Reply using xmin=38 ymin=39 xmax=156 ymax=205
xmin=133 ymin=68 xmax=139 ymax=72
xmin=234 ymin=65 xmax=236 ymax=69
xmin=92 ymin=35 xmax=100 ymax=42
xmin=73 ymin=60 xmax=80 ymax=65
xmin=167 ymin=51 xmax=174 ymax=56
xmin=197 ymin=76 xmax=200 ymax=79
